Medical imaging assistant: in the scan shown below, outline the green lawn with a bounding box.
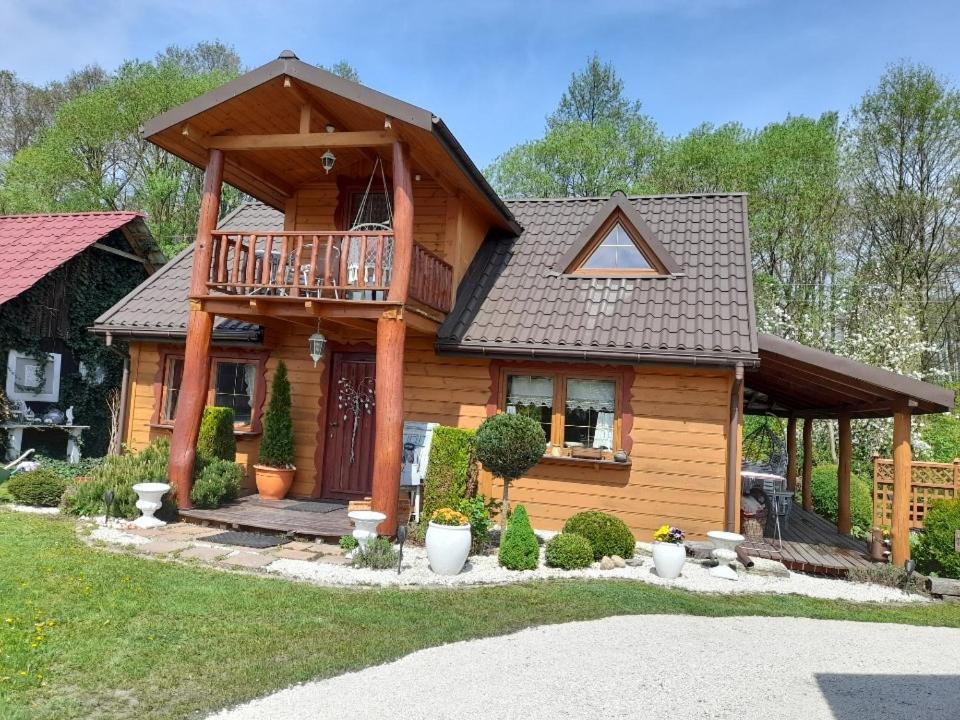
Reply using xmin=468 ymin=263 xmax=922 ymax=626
xmin=2 ymin=512 xmax=959 ymax=720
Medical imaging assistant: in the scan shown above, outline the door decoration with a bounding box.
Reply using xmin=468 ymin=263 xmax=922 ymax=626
xmin=336 ymin=376 xmax=375 ymax=463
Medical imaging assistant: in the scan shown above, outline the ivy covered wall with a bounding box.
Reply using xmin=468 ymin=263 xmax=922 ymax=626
xmin=0 ymin=232 xmax=151 ymax=457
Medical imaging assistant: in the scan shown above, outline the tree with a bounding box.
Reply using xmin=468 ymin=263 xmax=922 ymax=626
xmin=259 ymin=361 xmax=295 ymax=468
xmin=319 ymin=60 xmax=360 ymax=83
xmin=548 ymin=53 xmax=641 ymax=130
xmin=474 ymin=412 xmax=545 ymax=520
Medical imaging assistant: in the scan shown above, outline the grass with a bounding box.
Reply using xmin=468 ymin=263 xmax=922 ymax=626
xmin=2 ymin=513 xmax=959 ymax=720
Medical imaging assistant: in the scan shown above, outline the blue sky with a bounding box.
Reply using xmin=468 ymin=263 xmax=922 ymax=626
xmin=3 ymin=0 xmax=960 ymax=168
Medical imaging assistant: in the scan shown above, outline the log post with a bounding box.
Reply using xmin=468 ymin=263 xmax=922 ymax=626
xmin=168 ymin=148 xmax=223 ymax=508
xmin=891 ymin=406 xmax=912 ymax=566
xmin=801 ymin=418 xmax=814 ymax=511
xmin=387 ymin=141 xmax=414 ymax=304
xmin=786 ymin=416 xmax=798 ymax=492
xmin=837 ymin=413 xmax=852 ymax=535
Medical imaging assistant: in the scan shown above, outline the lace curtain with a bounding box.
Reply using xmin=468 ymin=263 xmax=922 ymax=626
xmin=506 ymin=376 xmax=554 ymax=407
xmin=566 ymin=379 xmax=615 ymax=449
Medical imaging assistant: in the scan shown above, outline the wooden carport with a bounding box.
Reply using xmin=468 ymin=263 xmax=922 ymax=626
xmin=744 ymin=333 xmax=955 ymax=566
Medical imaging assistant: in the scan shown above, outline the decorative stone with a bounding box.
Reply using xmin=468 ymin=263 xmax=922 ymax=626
xmin=626 ymin=555 xmax=644 ymax=568
xmin=599 ymin=556 xmax=616 ymax=570
xmin=610 ymin=555 xmax=626 ymax=568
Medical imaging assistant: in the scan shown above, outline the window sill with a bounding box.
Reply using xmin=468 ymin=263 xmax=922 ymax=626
xmin=149 ymin=423 xmax=261 ymax=438
xmin=537 ymin=454 xmax=631 ymax=470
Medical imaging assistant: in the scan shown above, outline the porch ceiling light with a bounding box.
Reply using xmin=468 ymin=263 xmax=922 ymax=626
xmin=308 ymin=330 xmax=327 ymax=367
xmin=321 ymin=149 xmax=336 ymax=174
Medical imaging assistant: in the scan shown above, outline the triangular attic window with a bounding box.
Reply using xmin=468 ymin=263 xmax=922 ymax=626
xmin=581 ymin=222 xmax=652 ymax=271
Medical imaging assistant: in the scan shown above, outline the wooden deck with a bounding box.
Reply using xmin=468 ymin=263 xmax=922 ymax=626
xmin=742 ymin=505 xmax=874 ymax=576
xmin=179 ymin=495 xmax=352 ymax=541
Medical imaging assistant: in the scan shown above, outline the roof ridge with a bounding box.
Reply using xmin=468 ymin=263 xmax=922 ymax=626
xmin=0 ymin=211 xmax=144 ymax=220
xmin=504 ymin=192 xmax=749 ymax=203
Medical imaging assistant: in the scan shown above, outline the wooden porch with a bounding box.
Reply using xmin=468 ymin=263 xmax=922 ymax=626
xmin=179 ymin=495 xmax=352 ymax=541
xmin=742 ymin=505 xmax=873 ymax=576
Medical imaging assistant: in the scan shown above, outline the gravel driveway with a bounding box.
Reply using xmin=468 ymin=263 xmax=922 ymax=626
xmin=208 ymin=615 xmax=960 ymax=720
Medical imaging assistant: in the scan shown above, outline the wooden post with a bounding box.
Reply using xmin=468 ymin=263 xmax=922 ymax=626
xmin=891 ymin=406 xmax=913 ymax=566
xmin=837 ymin=414 xmax=852 ymax=535
xmin=387 ymin=141 xmax=414 ymax=303
xmin=786 ymin=416 xmax=798 ymax=492
xmin=168 ymin=149 xmax=223 ymax=508
xmin=802 ymin=418 xmax=814 ymax=511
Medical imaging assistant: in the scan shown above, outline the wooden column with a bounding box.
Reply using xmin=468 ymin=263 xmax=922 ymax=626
xmin=891 ymin=406 xmax=913 ymax=566
xmin=786 ymin=416 xmax=798 ymax=492
xmin=168 ymin=149 xmax=223 ymax=508
xmin=837 ymin=414 xmax=852 ymax=535
xmin=801 ymin=418 xmax=814 ymax=511
xmin=387 ymin=141 xmax=414 ymax=304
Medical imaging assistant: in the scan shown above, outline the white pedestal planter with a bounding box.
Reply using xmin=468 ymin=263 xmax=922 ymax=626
xmin=652 ymin=541 xmax=686 ymax=579
xmin=131 ymin=483 xmax=171 ymax=529
xmin=425 ymin=522 xmax=471 ymax=575
xmin=707 ymin=530 xmax=745 ymax=581
xmin=348 ymin=510 xmax=386 ymax=551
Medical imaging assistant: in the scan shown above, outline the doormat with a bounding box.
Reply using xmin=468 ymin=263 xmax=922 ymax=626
xmin=204 ymin=531 xmax=292 ymax=548
xmin=284 ymin=501 xmax=345 ymax=514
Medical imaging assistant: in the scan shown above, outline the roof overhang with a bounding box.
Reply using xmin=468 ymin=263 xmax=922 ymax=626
xmin=141 ymin=51 xmax=519 ymax=234
xmin=746 ymin=333 xmax=955 ymax=418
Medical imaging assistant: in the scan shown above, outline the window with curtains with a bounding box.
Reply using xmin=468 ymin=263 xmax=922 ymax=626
xmin=503 ymin=372 xmax=619 ymax=454
xmin=160 ymin=355 xmax=259 ymax=428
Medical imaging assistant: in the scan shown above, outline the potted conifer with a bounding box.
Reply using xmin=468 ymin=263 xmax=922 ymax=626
xmin=254 ymin=360 xmax=296 ymax=500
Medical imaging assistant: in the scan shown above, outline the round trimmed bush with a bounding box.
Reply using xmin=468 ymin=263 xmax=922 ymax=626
xmin=190 ymin=459 xmax=244 ymax=509
xmin=562 ymin=511 xmax=635 ymax=560
xmin=915 ymin=498 xmax=960 ymax=579
xmin=545 ymin=532 xmax=593 ymax=569
xmin=475 ymin=413 xmax=546 ymax=482
xmin=498 ymin=504 xmax=539 ymax=570
xmin=7 ymin=469 xmax=68 ymax=507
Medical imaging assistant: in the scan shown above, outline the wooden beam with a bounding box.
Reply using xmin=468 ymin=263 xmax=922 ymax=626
xmin=786 ymin=416 xmax=798 ymax=491
xmin=388 ymin=141 xmax=414 ymax=303
xmin=891 ymin=407 xmax=912 ymax=566
xmin=299 ymin=104 xmax=312 ymax=134
xmin=802 ymin=418 xmax=814 ymax=511
xmin=403 ymin=308 xmax=441 ymax=336
xmin=837 ymin=414 xmax=852 ymax=535
xmin=205 ymin=130 xmax=396 ymax=151
xmin=92 ymin=242 xmax=148 ymax=265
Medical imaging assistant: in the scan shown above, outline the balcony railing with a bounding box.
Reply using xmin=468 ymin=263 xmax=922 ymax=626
xmin=207 ymin=231 xmax=452 ymax=313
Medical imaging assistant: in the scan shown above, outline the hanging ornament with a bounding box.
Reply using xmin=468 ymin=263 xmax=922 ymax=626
xmin=337 ymin=376 xmax=375 ymax=464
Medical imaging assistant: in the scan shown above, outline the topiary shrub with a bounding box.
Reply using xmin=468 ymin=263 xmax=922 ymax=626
xmin=190 ymin=459 xmax=243 ymax=509
xmin=197 ymin=407 xmax=236 ymax=463
xmin=545 ymin=532 xmax=593 ymax=569
xmin=810 ymin=464 xmax=873 ymax=532
xmin=259 ymin=361 xmax=294 ymax=468
xmin=475 ymin=413 xmax=546 ymax=519
xmin=6 ymin=469 xmax=68 ymax=507
xmin=498 ymin=504 xmax=539 ymax=570
xmin=914 ymin=498 xmax=960 ymax=579
xmin=421 ymin=427 xmax=477 ymax=522
xmin=562 ymin=511 xmax=635 ymax=560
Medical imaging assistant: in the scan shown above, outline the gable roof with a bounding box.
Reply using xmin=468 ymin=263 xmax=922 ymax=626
xmin=0 ymin=212 xmax=162 ymax=306
xmin=93 ymin=202 xmax=283 ymax=341
xmin=556 ymin=192 xmax=682 ymax=275
xmin=438 ymin=193 xmax=758 ymax=366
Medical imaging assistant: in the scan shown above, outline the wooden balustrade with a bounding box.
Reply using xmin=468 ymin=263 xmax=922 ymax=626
xmin=409 ymin=244 xmax=453 ymax=313
xmin=873 ymin=455 xmax=960 ymax=530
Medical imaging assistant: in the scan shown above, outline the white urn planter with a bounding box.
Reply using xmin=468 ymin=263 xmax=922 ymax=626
xmin=131 ymin=482 xmax=171 ymax=529
xmin=425 ymin=521 xmax=471 ymax=575
xmin=652 ymin=541 xmax=686 ymax=579
xmin=348 ymin=510 xmax=386 ymax=551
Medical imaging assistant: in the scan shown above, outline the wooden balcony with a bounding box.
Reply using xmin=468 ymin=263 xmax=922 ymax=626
xmin=206 ymin=230 xmax=453 ymax=315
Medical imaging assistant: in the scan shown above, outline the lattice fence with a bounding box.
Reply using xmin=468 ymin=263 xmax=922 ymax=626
xmin=873 ymin=457 xmax=960 ymax=530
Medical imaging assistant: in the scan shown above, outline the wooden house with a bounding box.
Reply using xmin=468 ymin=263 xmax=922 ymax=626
xmin=94 ymin=51 xmax=952 ymax=564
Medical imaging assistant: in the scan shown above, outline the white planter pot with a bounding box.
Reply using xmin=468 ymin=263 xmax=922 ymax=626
xmin=425 ymin=521 xmax=471 ymax=575
xmin=131 ymin=482 xmax=171 ymax=529
xmin=652 ymin=541 xmax=686 ymax=579
xmin=348 ymin=510 xmax=386 ymax=551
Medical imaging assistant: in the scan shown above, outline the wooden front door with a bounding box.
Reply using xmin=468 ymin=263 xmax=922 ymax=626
xmin=321 ymin=353 xmax=377 ymax=499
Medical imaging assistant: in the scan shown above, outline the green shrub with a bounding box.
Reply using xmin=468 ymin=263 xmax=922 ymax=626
xmin=498 ymin=504 xmax=539 ymax=570
xmin=421 ymin=427 xmax=477 ymax=521
xmin=190 ymin=459 xmax=243 ymax=509
xmin=810 ymin=464 xmax=873 ymax=532
xmin=562 ymin=511 xmax=635 ymax=561
xmin=6 ymin=469 xmax=68 ymax=507
xmin=545 ymin=532 xmax=594 ymax=569
xmin=914 ymin=498 xmax=960 ymax=579
xmin=34 ymin=455 xmax=103 ymax=481
xmin=61 ymin=439 xmax=175 ymax=519
xmin=197 ymin=407 xmax=236 ymax=463
xmin=339 ymin=535 xmax=358 ymax=551
xmin=455 ymin=495 xmax=498 ymax=554
xmin=475 ymin=413 xmax=546 ymax=517
xmin=259 ymin=361 xmax=294 ymax=468
xmin=352 ymin=537 xmax=398 ymax=569
xmin=923 ymin=410 xmax=960 ymax=463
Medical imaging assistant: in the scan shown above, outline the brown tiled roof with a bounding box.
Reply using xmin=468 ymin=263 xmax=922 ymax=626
xmin=93 ymin=202 xmax=283 ymax=340
xmin=437 ymin=193 xmax=759 ymax=366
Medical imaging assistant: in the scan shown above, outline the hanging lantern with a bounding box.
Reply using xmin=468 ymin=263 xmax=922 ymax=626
xmin=308 ymin=331 xmax=327 ymax=367
xmin=321 ymin=149 xmax=336 ymax=174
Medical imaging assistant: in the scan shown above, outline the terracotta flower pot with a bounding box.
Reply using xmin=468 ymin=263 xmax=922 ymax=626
xmin=253 ymin=465 xmax=295 ymax=500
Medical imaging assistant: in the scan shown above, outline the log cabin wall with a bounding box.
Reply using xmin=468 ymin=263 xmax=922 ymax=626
xmin=124 ymin=337 xmax=734 ymax=537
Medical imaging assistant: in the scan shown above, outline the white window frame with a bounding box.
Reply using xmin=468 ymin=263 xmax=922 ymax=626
xmin=6 ymin=350 xmax=62 ymax=402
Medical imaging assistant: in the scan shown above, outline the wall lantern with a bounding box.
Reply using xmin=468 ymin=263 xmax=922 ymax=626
xmin=321 ymin=149 xmax=336 ymax=174
xmin=308 ymin=330 xmax=327 ymax=367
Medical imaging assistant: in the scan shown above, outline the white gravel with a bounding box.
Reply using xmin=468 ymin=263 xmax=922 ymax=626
xmin=88 ymin=525 xmax=152 ymax=546
xmin=1 ymin=503 xmax=60 ymax=515
xmin=207 ymin=614 xmax=960 ymax=720
xmin=265 ymin=545 xmax=925 ymax=604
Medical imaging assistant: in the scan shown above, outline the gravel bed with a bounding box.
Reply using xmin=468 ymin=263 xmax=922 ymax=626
xmin=1 ymin=503 xmax=60 ymax=515
xmin=207 ymin=614 xmax=960 ymax=720
xmin=89 ymin=525 xmax=152 ymax=546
